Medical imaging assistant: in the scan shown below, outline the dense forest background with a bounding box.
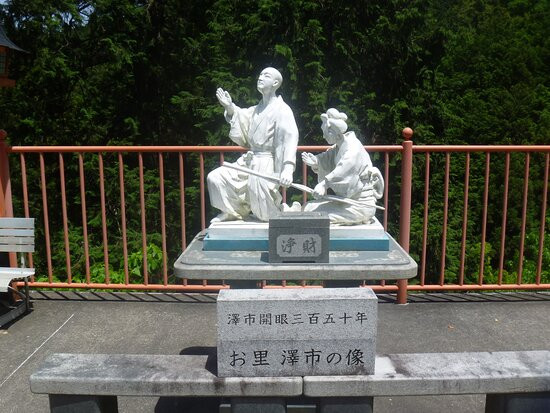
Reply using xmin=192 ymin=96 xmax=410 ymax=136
xmin=0 ymin=0 xmax=549 ymax=287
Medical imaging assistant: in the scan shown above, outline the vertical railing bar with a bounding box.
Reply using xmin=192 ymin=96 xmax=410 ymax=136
xmin=383 ymin=152 xmax=389 ymax=230
xmin=19 ymin=153 xmax=34 ymax=271
xmin=302 ymin=161 xmax=308 ymax=206
xmin=378 ymin=148 xmax=387 ymax=291
xmin=536 ymin=153 xmax=549 ymax=284
xmin=78 ymin=153 xmax=90 ymax=283
xmin=420 ymin=152 xmax=430 ymax=286
xmin=179 ymin=153 xmax=187 ymax=250
xmin=479 ymin=152 xmax=490 ymax=285
xmin=199 ymin=152 xmax=206 ymax=230
xmin=282 ymin=187 xmax=287 ymax=204
xmin=458 ymin=153 xmax=470 ymax=285
xmin=59 ymin=153 xmax=72 ymax=283
xmin=138 ymin=153 xmax=148 ymax=285
xmin=397 ymin=129 xmax=413 ymax=304
xmin=118 ymin=153 xmax=129 ymax=285
xmin=219 ymin=152 xmax=224 ymax=165
xmin=497 ymin=152 xmax=510 ymax=284
xmin=517 ymin=152 xmax=530 ymax=284
xmin=98 ymin=153 xmax=110 ymax=284
xmin=439 ymin=152 xmax=450 ymax=285
xmin=181 ymin=153 xmax=188 ymax=285
xmin=159 ymin=153 xmax=168 ymax=286
xmin=39 ymin=153 xmax=53 ymax=282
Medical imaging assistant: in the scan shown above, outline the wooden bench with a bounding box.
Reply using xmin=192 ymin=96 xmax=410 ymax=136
xmin=30 ymin=350 xmax=550 ymax=412
xmin=0 ymin=217 xmax=35 ymax=327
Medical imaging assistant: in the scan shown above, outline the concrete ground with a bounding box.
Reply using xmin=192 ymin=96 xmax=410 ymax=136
xmin=0 ymin=290 xmax=549 ymax=413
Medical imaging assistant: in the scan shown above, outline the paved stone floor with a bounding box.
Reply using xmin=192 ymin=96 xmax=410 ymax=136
xmin=1 ymin=290 xmax=549 ymax=412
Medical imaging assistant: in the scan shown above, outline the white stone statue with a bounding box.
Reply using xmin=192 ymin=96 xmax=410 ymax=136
xmin=207 ymin=67 xmax=299 ymax=222
xmin=302 ymin=108 xmax=384 ymax=225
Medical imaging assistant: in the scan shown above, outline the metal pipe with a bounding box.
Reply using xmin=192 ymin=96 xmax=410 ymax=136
xmin=98 ymin=154 xmax=110 ymax=283
xmin=536 ymin=154 xmax=549 ymax=284
xmin=20 ymin=153 xmax=34 ymax=270
xmin=439 ymin=153 xmax=450 ymax=285
xmin=159 ymin=153 xmax=168 ymax=285
xmin=497 ymin=153 xmax=510 ymax=284
xmin=119 ymin=153 xmax=129 ymax=284
xmin=9 ymin=145 xmax=402 ymax=153
xmin=479 ymin=153 xmax=490 ymax=285
xmin=517 ymin=153 xmax=530 ymax=284
xmin=199 ymin=152 xmax=206 ymax=230
xmin=397 ymin=128 xmax=414 ymax=304
xmin=138 ymin=153 xmax=148 ymax=285
xmin=458 ymin=153 xmax=470 ymax=285
xmin=420 ymin=152 xmax=430 ymax=286
xmin=78 ymin=153 xmax=91 ymax=282
xmin=59 ymin=153 xmax=72 ymax=283
xmin=39 ymin=153 xmax=53 ymax=281
xmin=179 ymin=153 xmax=187 ymax=250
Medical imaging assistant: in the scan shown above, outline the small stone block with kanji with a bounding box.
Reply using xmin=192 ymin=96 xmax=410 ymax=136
xmin=268 ymin=213 xmax=329 ymax=263
xmin=217 ymin=288 xmax=377 ymax=377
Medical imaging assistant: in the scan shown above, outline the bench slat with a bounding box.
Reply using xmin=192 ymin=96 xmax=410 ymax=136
xmin=0 ymin=218 xmax=34 ymax=229
xmin=0 ymin=243 xmax=34 ymax=253
xmin=0 ymin=236 xmax=34 ymax=244
xmin=0 ymin=229 xmax=34 ymax=236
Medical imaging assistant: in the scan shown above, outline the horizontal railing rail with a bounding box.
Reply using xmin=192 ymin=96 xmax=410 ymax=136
xmin=1 ymin=130 xmax=548 ymax=302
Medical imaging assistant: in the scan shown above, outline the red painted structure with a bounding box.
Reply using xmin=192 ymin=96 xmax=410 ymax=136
xmin=1 ymin=130 xmax=549 ymax=304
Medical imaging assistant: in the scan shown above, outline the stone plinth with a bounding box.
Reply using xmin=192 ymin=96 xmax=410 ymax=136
xmin=203 ymin=217 xmax=390 ymax=252
xmin=217 ymin=288 xmax=377 ymax=377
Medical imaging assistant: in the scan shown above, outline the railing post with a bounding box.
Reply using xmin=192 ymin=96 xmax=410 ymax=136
xmin=0 ymin=130 xmax=14 ymax=218
xmin=397 ymin=127 xmax=414 ymax=304
xmin=0 ymin=129 xmax=17 ymax=268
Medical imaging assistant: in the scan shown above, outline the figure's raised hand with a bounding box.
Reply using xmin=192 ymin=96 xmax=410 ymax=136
xmin=216 ymin=88 xmax=233 ymax=109
xmin=301 ymin=152 xmax=318 ymax=167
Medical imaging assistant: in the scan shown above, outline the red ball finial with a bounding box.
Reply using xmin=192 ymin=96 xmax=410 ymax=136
xmin=0 ymin=130 xmax=7 ymax=141
xmin=402 ymin=127 xmax=413 ymax=140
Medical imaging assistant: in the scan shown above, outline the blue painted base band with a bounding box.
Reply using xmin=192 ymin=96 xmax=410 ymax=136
xmin=203 ymin=234 xmax=390 ymax=251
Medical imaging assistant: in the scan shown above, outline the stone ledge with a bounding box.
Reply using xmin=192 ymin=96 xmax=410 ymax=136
xmin=31 ymin=351 xmax=550 ymax=399
xmin=304 ymin=350 xmax=550 ymax=397
xmin=30 ymin=353 xmax=302 ymax=397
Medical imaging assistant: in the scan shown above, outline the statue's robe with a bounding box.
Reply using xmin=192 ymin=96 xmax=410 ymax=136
xmin=304 ymin=131 xmax=384 ymax=225
xmin=207 ymin=96 xmax=299 ymax=221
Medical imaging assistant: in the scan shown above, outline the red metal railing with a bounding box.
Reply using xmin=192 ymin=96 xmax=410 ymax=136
xmin=1 ymin=130 xmax=549 ymax=303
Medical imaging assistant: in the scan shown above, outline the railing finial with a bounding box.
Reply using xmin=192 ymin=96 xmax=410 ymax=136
xmin=402 ymin=127 xmax=414 ymax=141
xmin=0 ymin=130 xmax=7 ymax=141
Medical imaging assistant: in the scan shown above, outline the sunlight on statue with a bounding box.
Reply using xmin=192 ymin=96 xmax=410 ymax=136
xmin=302 ymin=108 xmax=384 ymax=225
xmin=207 ymin=67 xmax=299 ymax=222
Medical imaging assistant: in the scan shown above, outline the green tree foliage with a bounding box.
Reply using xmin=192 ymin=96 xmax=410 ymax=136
xmin=0 ymin=0 xmax=548 ymax=286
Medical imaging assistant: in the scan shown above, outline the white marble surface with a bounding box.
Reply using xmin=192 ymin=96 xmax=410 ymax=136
xmin=207 ymin=217 xmax=386 ymax=239
xmin=302 ymin=108 xmax=384 ymax=225
xmin=207 ymin=67 xmax=299 ymax=222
